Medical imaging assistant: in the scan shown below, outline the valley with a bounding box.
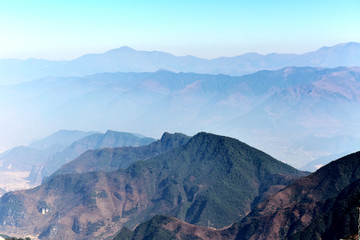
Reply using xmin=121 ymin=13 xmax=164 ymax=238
xmin=0 ymin=172 xmax=32 ymax=196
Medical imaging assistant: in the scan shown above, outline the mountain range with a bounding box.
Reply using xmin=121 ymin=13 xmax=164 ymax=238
xmin=0 ymin=42 xmax=360 ymax=85
xmin=1 ymin=66 xmax=359 ymax=167
xmin=0 ymin=132 xmax=306 ymax=239
xmin=0 ymin=42 xmax=359 ymax=239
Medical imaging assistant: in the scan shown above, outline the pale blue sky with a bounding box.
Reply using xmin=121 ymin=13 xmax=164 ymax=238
xmin=0 ymin=0 xmax=359 ymax=59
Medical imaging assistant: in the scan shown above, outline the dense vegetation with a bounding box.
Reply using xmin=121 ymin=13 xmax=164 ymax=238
xmin=124 ymin=132 xmax=305 ymax=228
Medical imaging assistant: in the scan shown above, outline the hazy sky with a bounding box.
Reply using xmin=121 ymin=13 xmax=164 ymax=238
xmin=0 ymin=0 xmax=359 ymax=60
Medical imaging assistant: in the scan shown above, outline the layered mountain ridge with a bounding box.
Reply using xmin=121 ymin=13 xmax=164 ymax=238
xmin=1 ymin=66 xmax=359 ymax=167
xmin=49 ymin=132 xmax=190 ymax=178
xmin=1 ymin=42 xmax=360 ymax=85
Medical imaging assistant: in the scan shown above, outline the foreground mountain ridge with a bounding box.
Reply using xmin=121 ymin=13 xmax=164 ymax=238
xmin=0 ymin=132 xmax=305 ymax=239
xmin=113 ymin=151 xmax=360 ymax=240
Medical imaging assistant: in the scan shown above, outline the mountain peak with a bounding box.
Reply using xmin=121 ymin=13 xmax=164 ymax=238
xmin=186 ymin=132 xmax=232 ymax=146
xmin=158 ymin=132 xmax=191 ymax=149
xmin=103 ymin=46 xmax=136 ymax=55
xmin=316 ymin=42 xmax=360 ymax=52
xmin=160 ymin=132 xmax=189 ymax=140
xmin=336 ymin=42 xmax=360 ymax=47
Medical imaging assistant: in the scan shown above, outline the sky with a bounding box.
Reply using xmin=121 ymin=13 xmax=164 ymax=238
xmin=0 ymin=0 xmax=360 ymax=60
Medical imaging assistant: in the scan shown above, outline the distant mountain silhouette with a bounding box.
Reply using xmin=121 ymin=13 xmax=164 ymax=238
xmin=1 ymin=42 xmax=359 ymax=85
xmin=49 ymin=132 xmax=190 ymax=177
xmin=27 ymin=130 xmax=155 ymax=185
xmin=0 ymin=130 xmax=96 ymax=172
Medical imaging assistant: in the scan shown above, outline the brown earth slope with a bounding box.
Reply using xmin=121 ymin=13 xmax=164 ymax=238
xmin=235 ymin=151 xmax=360 ymax=240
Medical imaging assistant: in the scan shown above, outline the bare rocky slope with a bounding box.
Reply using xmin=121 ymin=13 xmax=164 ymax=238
xmin=234 ymin=151 xmax=360 ymax=240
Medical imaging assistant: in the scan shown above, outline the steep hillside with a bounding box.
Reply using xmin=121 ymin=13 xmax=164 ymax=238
xmin=0 ymin=133 xmax=305 ymax=239
xmin=50 ymin=132 xmax=190 ymax=176
xmin=235 ymin=151 xmax=360 ymax=240
xmin=288 ymin=178 xmax=360 ymax=240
